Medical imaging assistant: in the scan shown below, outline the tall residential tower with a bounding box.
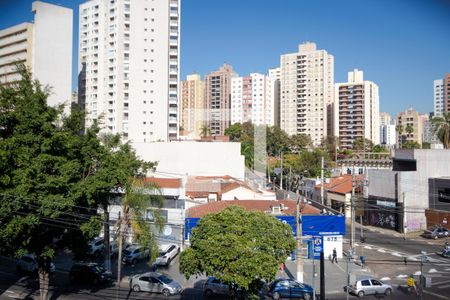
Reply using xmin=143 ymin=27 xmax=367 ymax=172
xmin=280 ymin=42 xmax=334 ymax=145
xmin=180 ymin=74 xmax=204 ymax=138
xmin=0 ymin=1 xmax=73 ymax=113
xmin=78 ymin=0 xmax=180 ymax=142
xmin=334 ymin=69 xmax=380 ymax=149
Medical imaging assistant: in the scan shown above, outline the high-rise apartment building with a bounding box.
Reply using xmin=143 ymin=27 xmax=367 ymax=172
xmin=280 ymin=42 xmax=334 ymax=145
xmin=204 ymin=64 xmax=237 ymax=136
xmin=268 ymin=67 xmax=281 ymax=127
xmin=334 ymin=69 xmax=379 ymax=149
xmin=0 ymin=1 xmax=72 ymax=113
xmin=421 ymin=113 xmax=441 ymax=145
xmin=379 ymin=112 xmax=396 ymax=146
xmin=231 ymin=73 xmax=273 ymax=126
xmin=434 ymin=79 xmax=444 ymax=116
xmin=444 ymin=74 xmax=450 ymax=113
xmin=397 ymin=108 xmax=423 ymax=146
xmin=78 ymin=0 xmax=180 ymax=142
xmin=180 ymin=74 xmax=204 ymax=138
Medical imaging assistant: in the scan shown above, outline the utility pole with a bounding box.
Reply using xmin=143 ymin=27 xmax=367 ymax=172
xmin=296 ymin=193 xmax=304 ymax=282
xmin=320 ymin=251 xmax=325 ymax=300
xmin=350 ymin=166 xmax=356 ymax=252
xmin=289 ymin=166 xmax=292 ymax=192
xmin=403 ymin=192 xmax=407 ymax=240
xmin=280 ymin=151 xmax=284 ymax=192
xmin=103 ymin=203 xmax=111 ymax=272
xmin=320 ymin=156 xmax=324 ymax=205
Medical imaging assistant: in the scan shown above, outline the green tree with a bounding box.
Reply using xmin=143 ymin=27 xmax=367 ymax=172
xmin=266 ymin=126 xmax=290 ymax=156
xmin=403 ymin=140 xmax=421 ymax=149
xmin=289 ymin=134 xmax=312 ymax=153
xmin=180 ymin=206 xmax=295 ymax=298
xmin=224 ymin=122 xmax=242 ymax=142
xmin=431 ymin=113 xmax=450 ymax=148
xmin=320 ymin=136 xmax=338 ymax=161
xmin=396 ymin=125 xmax=404 ymax=148
xmin=200 ymin=124 xmax=210 ymax=137
xmin=405 ymin=124 xmax=414 ymax=137
xmin=0 ymin=66 xmax=157 ymax=299
xmin=372 ymin=144 xmax=388 ymax=153
xmin=352 ymin=138 xmax=374 ymax=151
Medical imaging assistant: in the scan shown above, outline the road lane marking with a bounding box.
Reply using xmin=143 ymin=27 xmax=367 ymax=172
xmin=391 ymin=252 xmax=402 ymax=257
xmin=423 ymin=289 xmax=450 ymax=299
xmin=377 ymin=249 xmax=386 ymax=253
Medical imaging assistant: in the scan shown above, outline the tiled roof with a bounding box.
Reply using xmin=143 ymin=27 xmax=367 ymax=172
xmin=315 ymin=174 xmax=364 ymax=195
xmin=187 ymin=200 xmax=320 ymax=218
xmin=185 ymin=175 xmax=254 ymax=198
xmin=144 ymin=177 xmax=181 ymax=189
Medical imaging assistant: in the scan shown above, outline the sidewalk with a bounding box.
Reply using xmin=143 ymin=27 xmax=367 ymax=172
xmin=283 ymin=255 xmax=374 ymax=297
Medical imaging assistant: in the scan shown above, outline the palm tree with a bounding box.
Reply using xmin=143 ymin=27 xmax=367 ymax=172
xmin=117 ymin=177 xmax=164 ymax=282
xmin=431 ymin=113 xmax=450 ymax=148
xmin=200 ymin=124 xmax=210 ymax=138
xmin=396 ymin=124 xmax=404 ymax=148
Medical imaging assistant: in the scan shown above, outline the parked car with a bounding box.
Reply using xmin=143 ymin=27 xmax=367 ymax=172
xmin=69 ymin=262 xmax=112 ymax=284
xmin=203 ymin=276 xmax=232 ymax=297
xmin=88 ymin=237 xmax=104 ymax=257
xmin=122 ymin=245 xmax=150 ymax=264
xmin=130 ymin=272 xmax=182 ymax=296
xmin=155 ymin=244 xmax=180 ymax=266
xmin=344 ymin=278 xmax=393 ymax=297
xmin=267 ymin=279 xmax=314 ymax=300
xmin=109 ymin=241 xmax=119 ymax=258
xmin=16 ymin=254 xmax=55 ymax=274
xmin=422 ymin=227 xmax=449 ymax=239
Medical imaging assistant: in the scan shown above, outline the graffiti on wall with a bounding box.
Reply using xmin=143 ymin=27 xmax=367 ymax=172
xmin=369 ymin=211 xmax=397 ymax=229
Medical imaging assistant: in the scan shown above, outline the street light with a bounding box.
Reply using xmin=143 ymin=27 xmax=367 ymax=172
xmin=346 ymin=250 xmax=354 ymax=300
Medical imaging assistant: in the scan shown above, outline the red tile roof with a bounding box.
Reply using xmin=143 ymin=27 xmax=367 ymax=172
xmin=315 ymin=174 xmax=364 ymax=195
xmin=185 ymin=176 xmax=256 ymax=199
xmin=144 ymin=177 xmax=181 ymax=189
xmin=187 ymin=200 xmax=320 ymax=218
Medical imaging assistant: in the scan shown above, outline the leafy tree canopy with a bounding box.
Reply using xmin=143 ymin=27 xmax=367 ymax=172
xmin=180 ymin=206 xmax=295 ymax=295
xmin=352 ymin=138 xmax=374 ymax=152
xmin=431 ymin=113 xmax=450 ymax=149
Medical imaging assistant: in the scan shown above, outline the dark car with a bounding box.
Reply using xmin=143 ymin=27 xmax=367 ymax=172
xmin=69 ymin=262 xmax=112 ymax=285
xmin=422 ymin=226 xmax=449 ymax=239
xmin=267 ymin=279 xmax=313 ymax=300
xmin=437 ymin=248 xmax=450 ymax=258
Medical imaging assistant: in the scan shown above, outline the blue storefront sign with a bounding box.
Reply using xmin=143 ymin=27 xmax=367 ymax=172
xmin=185 ymin=214 xmax=345 ymax=243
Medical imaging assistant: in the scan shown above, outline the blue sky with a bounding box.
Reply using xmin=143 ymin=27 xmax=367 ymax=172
xmin=1 ymin=0 xmax=449 ymax=116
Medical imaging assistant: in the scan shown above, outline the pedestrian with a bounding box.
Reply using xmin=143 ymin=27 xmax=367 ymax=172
xmin=332 ymin=248 xmax=338 ymax=263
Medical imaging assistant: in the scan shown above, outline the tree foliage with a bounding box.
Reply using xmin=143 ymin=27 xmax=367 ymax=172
xmin=352 ymin=138 xmax=374 ymax=151
xmin=432 ymin=113 xmax=450 ymax=148
xmin=180 ymin=206 xmax=295 ymax=296
xmin=0 ymin=66 xmax=158 ymax=298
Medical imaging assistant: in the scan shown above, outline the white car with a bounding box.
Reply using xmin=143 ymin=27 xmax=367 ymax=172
xmin=16 ymin=254 xmax=56 ymax=274
xmin=156 ymin=244 xmax=180 ymax=266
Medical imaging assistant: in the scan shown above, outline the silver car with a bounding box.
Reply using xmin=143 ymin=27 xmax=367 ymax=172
xmin=345 ymin=278 xmax=393 ymax=297
xmin=122 ymin=245 xmax=150 ymax=264
xmin=130 ymin=272 xmax=182 ymax=296
xmin=156 ymin=244 xmax=180 ymax=266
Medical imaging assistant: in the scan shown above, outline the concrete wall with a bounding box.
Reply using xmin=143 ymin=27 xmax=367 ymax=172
xmin=32 ymin=1 xmax=72 ymax=115
xmin=132 ymin=141 xmax=245 ymax=180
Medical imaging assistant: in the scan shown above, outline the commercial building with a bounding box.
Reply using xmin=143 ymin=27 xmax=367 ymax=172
xmin=204 ymin=63 xmax=237 ymax=135
xmin=180 ymin=74 xmax=205 ymax=138
xmin=379 ymin=112 xmax=396 ymax=146
xmin=78 ymin=0 xmax=180 ymax=142
xmin=334 ymin=69 xmax=379 ymax=149
xmin=445 ymin=74 xmax=450 ymax=113
xmin=396 ymin=108 xmax=423 ymax=146
xmin=0 ymin=1 xmax=73 ymax=114
xmin=366 ymin=149 xmax=450 ymax=232
xmin=280 ymin=42 xmax=334 ymax=146
xmin=231 ymin=73 xmax=274 ymax=126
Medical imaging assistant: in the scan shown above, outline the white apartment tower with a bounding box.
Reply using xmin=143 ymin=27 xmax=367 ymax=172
xmin=231 ymin=73 xmax=274 ymax=126
xmin=280 ymin=42 xmax=334 ymax=145
xmin=379 ymin=112 xmax=396 ymax=146
xmin=0 ymin=1 xmax=73 ymax=114
xmin=334 ymin=69 xmax=380 ymax=149
xmin=79 ymin=0 xmax=180 ymax=142
xmin=434 ymin=79 xmax=444 ymax=116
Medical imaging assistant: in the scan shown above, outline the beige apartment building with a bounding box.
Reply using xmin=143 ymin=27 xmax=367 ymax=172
xmin=0 ymin=1 xmax=73 ymax=114
xmin=397 ymin=108 xmax=423 ymax=146
xmin=180 ymin=74 xmax=205 ymax=138
xmin=204 ymin=63 xmax=237 ymax=136
xmin=334 ymin=69 xmax=380 ymax=149
xmin=280 ymin=42 xmax=334 ymax=146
